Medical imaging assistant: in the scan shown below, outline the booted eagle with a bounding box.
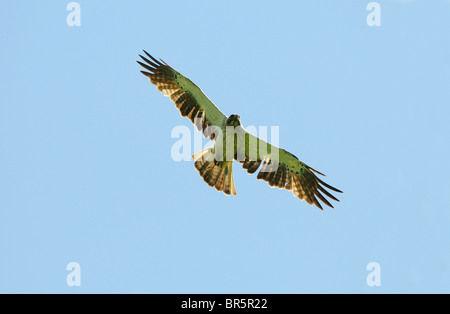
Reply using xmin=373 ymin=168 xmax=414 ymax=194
xmin=137 ymin=51 xmax=342 ymax=210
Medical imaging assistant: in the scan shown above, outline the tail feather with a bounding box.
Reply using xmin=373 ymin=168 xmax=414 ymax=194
xmin=192 ymin=146 xmax=237 ymax=196
xmin=223 ymin=163 xmax=236 ymax=196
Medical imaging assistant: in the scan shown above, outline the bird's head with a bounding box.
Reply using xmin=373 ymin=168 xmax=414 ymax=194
xmin=226 ymin=114 xmax=241 ymax=127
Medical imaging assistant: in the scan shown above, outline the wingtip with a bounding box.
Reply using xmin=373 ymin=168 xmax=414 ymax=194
xmin=312 ymin=196 xmax=323 ymax=210
xmin=308 ymin=166 xmax=326 ymax=176
xmin=142 ymin=50 xmax=164 ymax=66
xmin=316 ymin=203 xmax=324 ymax=211
xmin=139 ymin=70 xmax=151 ymax=77
xmin=317 ymin=177 xmax=343 ymax=193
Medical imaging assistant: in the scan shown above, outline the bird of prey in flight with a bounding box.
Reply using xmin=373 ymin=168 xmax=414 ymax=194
xmin=137 ymin=51 xmax=342 ymax=210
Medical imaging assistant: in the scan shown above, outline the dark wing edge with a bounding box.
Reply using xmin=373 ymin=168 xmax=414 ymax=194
xmin=137 ymin=50 xmax=220 ymax=140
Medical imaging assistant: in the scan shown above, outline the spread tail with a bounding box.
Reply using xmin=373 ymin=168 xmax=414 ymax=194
xmin=192 ymin=146 xmax=237 ymax=196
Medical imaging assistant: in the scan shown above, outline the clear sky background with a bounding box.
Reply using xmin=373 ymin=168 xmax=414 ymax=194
xmin=1 ymin=0 xmax=449 ymax=293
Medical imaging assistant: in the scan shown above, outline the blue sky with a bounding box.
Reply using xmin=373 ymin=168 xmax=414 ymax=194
xmin=1 ymin=0 xmax=449 ymax=293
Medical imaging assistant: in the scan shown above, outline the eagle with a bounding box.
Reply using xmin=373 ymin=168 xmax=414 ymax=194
xmin=137 ymin=51 xmax=342 ymax=210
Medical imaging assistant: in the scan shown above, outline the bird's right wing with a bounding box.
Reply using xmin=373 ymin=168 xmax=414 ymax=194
xmin=137 ymin=51 xmax=227 ymax=139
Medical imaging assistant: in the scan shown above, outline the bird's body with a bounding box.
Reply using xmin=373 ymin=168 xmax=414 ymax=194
xmin=138 ymin=51 xmax=342 ymax=210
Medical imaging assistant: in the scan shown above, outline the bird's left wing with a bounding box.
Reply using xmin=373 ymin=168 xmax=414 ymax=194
xmin=236 ymin=131 xmax=342 ymax=210
xmin=137 ymin=51 xmax=226 ymax=139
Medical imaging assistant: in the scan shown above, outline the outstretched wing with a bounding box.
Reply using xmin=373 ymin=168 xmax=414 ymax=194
xmin=236 ymin=131 xmax=342 ymax=210
xmin=137 ymin=51 xmax=226 ymax=139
